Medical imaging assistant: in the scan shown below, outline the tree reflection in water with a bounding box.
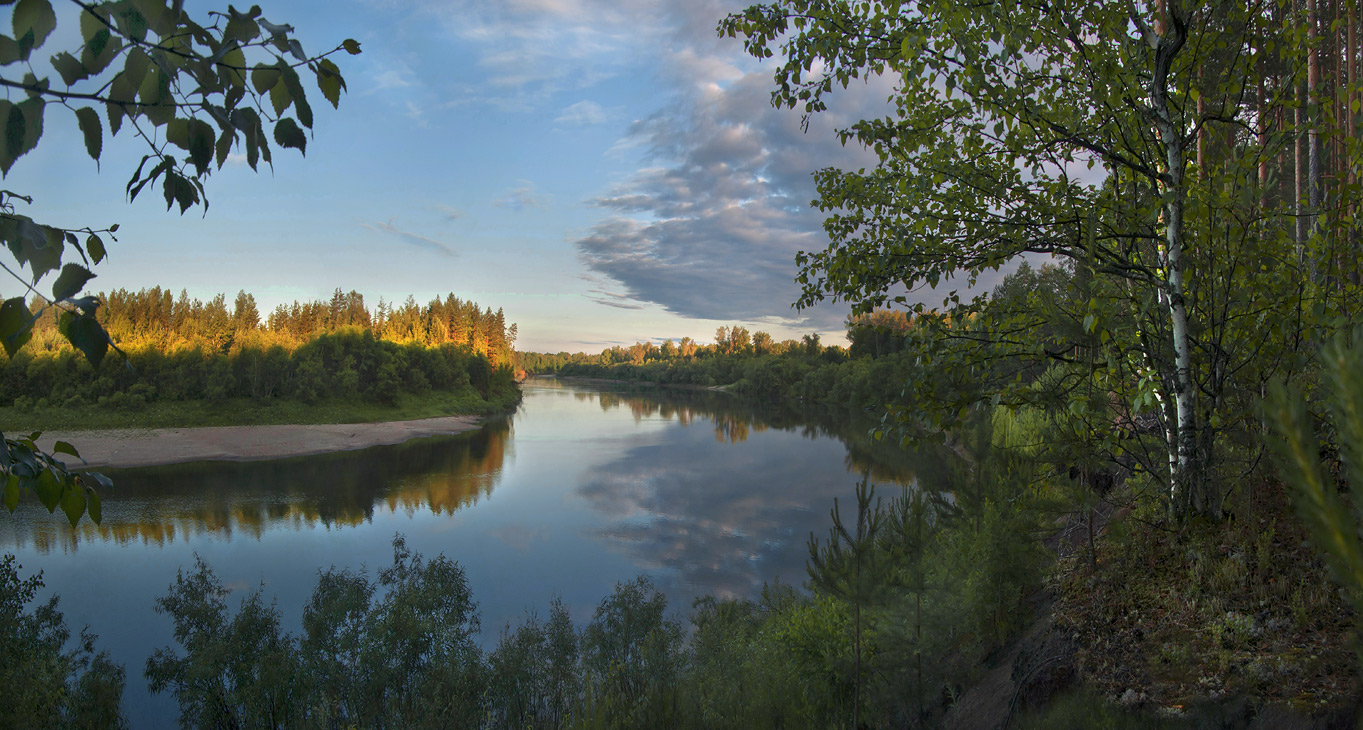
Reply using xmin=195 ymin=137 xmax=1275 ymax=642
xmin=0 ymin=419 xmax=513 ymax=554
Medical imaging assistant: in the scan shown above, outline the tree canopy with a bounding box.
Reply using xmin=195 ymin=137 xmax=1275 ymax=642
xmin=722 ymin=0 xmax=1363 ymax=520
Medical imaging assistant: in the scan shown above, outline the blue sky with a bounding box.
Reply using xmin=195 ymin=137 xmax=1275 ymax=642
xmin=4 ymin=0 xmax=978 ymax=353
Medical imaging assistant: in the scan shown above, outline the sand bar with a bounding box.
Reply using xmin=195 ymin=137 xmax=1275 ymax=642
xmin=34 ymin=415 xmax=484 ymax=470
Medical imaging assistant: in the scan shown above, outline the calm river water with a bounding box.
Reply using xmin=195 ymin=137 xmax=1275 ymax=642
xmin=0 ymin=378 xmax=953 ymax=728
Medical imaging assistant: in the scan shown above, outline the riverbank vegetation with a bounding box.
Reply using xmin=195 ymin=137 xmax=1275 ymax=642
xmin=0 ymin=288 xmax=522 ymax=430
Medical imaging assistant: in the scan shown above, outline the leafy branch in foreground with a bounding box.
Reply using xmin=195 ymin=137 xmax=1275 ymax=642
xmin=0 ymin=431 xmax=107 ymax=526
xmin=1 ymin=0 xmax=360 ymax=523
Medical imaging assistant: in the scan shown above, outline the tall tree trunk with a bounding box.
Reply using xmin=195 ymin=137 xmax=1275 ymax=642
xmin=1297 ymin=92 xmax=1307 ymax=256
xmin=1351 ymin=0 xmax=1359 ymax=282
xmin=1259 ymin=69 xmax=1269 ymax=207
xmin=1150 ymin=0 xmax=1202 ymax=519
xmin=1309 ymin=0 xmax=1323 ymax=278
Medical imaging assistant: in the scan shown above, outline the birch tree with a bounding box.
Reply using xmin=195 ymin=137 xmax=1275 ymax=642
xmin=722 ymin=0 xmax=1334 ymax=520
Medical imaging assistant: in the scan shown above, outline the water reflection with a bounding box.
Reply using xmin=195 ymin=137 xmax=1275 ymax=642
xmin=4 ymin=380 xmax=964 ymax=727
xmin=556 ymin=381 xmax=950 ymax=485
xmin=546 ymin=381 xmax=958 ymax=598
xmin=2 ymin=380 xmax=955 ymax=569
xmin=0 ymin=419 xmax=513 ymax=554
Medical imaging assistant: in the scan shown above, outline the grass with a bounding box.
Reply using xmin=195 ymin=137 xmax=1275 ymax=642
xmin=0 ymin=387 xmax=521 ymax=432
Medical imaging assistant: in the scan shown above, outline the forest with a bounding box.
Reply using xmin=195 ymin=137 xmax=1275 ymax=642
xmin=1 ymin=287 xmax=521 ymax=422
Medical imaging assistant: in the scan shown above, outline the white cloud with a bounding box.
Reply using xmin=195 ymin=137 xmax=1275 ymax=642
xmin=495 ymin=181 xmax=545 ymax=211
xmin=556 ymin=100 xmax=608 ymax=126
xmin=360 ymin=217 xmax=457 ymax=256
xmin=432 ymin=204 xmax=465 ymax=220
xmin=412 ymin=0 xmax=667 ymax=105
xmin=367 ymin=66 xmax=416 ymax=93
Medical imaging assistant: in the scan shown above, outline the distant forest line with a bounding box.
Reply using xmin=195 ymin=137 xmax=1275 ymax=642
xmin=1 ymin=288 xmax=520 ymax=417
xmin=517 ymin=308 xmax=929 ymax=412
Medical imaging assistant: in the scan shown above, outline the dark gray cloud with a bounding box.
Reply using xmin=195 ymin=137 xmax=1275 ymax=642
xmin=361 ymin=217 xmax=457 ymax=257
xmin=587 ymin=287 xmax=648 ymax=310
xmin=573 ymin=34 xmax=889 ymax=331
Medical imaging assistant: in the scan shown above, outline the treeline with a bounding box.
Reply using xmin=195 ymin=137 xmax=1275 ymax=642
xmin=24 ymin=286 xmax=516 ymax=367
xmin=3 ymin=287 xmax=522 ymax=415
xmin=523 ymin=314 xmax=941 ymax=411
xmin=2 ymin=329 xmax=518 ymax=413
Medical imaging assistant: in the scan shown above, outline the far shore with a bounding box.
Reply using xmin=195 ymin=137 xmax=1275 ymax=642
xmin=37 ymin=415 xmax=484 ymax=470
xmin=542 ymin=375 xmax=733 ymax=392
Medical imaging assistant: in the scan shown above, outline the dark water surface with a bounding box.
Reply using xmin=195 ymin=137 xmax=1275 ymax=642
xmin=1 ymin=379 xmax=951 ymax=728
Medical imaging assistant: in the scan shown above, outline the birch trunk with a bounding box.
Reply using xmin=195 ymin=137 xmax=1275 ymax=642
xmin=1149 ymin=0 xmax=1202 ymax=519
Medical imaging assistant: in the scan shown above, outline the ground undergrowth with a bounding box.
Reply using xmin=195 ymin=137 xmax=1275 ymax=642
xmin=1036 ymin=477 xmax=1358 ymax=726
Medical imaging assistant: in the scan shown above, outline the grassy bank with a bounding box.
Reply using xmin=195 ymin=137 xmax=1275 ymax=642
xmin=0 ymin=386 xmax=521 ymax=432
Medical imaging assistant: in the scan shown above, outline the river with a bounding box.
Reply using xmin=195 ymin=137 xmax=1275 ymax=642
xmin=0 ymin=378 xmax=954 ymax=728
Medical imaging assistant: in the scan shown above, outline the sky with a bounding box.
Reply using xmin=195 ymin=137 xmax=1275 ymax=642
xmin=5 ymin=0 xmax=989 ymax=353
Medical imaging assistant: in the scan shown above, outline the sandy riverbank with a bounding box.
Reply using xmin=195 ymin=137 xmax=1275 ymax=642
xmin=36 ymin=415 xmax=484 ymax=470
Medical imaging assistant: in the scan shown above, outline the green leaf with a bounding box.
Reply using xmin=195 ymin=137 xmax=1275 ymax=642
xmin=112 ymin=4 xmax=147 ymax=43
xmin=128 ymin=0 xmax=172 ymax=36
xmin=269 ymin=78 xmax=292 ymax=116
xmin=2 ymin=475 xmax=18 ymax=512
xmin=79 ymin=6 xmax=104 ymax=44
xmin=57 ymin=310 xmax=109 ymax=367
xmin=60 ymin=482 xmax=85 ymax=526
xmin=35 ymin=468 xmax=59 ymax=512
xmin=106 ymin=97 xmax=123 ymax=136
xmin=185 ymin=118 xmax=214 ymax=175
xmin=341 ymin=38 xmax=361 ymax=55
xmin=162 ymin=169 xmax=198 ymax=213
xmin=214 ymin=126 xmax=234 ymax=169
xmin=50 ymin=51 xmax=88 ymax=86
xmin=219 ymin=44 xmax=247 ymax=89
xmin=0 ymin=296 xmax=33 ymax=356
xmin=165 ymin=117 xmax=190 ymax=150
xmin=316 ymin=58 xmax=344 ymax=109
xmin=284 ymin=68 xmax=313 ymax=129
xmin=117 ymin=47 xmax=148 ymax=96
xmin=51 ymin=263 xmax=95 ymax=301
xmin=12 ymin=0 xmax=55 ymax=51
xmin=0 ymin=97 xmax=42 ymax=175
xmin=0 ymin=99 xmax=18 ymax=174
xmin=138 ymin=66 xmax=173 ymax=126
xmin=273 ymin=117 xmax=305 ymax=155
xmin=15 ymin=96 xmax=42 ymax=158
xmin=35 ymin=226 xmax=61 ymax=279
xmin=251 ymin=63 xmax=281 ymax=95
xmin=75 ymin=106 xmax=101 ymax=163
xmin=229 ymin=107 xmax=262 ymax=169
xmin=86 ymin=488 xmax=101 ymax=523
xmin=52 ymin=440 xmax=79 ymax=458
xmin=0 ymin=35 xmax=19 ymax=64
xmin=81 ymin=27 xmax=120 ymax=75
